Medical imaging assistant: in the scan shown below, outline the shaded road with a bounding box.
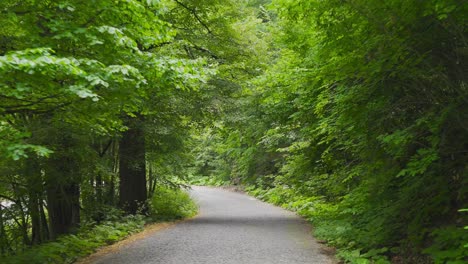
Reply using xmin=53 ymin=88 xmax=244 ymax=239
xmin=94 ymin=186 xmax=334 ymax=264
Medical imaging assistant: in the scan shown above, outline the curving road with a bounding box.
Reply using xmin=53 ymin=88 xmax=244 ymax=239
xmin=93 ymin=186 xmax=335 ymax=264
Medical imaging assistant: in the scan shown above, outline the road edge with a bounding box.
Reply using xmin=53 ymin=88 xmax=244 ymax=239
xmin=75 ymin=215 xmax=198 ymax=264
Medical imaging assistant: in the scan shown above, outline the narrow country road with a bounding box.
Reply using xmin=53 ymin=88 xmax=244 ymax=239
xmin=93 ymin=186 xmax=334 ymax=264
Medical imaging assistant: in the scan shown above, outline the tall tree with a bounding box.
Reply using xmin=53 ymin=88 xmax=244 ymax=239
xmin=119 ymin=117 xmax=147 ymax=214
xmin=0 ymin=0 xmax=208 ymax=248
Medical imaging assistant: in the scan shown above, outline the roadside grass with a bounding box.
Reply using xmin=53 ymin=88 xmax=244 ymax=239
xmin=169 ymin=177 xmax=468 ymax=263
xmin=245 ymin=185 xmax=467 ymax=264
xmin=187 ymin=177 xmax=392 ymax=263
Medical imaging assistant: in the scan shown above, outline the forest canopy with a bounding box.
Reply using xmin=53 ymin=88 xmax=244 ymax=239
xmin=0 ymin=0 xmax=467 ymax=263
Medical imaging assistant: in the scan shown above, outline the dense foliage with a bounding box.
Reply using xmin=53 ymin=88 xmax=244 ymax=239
xmin=0 ymin=186 xmax=195 ymax=264
xmin=0 ymin=0 xmax=237 ymax=259
xmin=149 ymin=186 xmax=197 ymax=220
xmin=1 ymin=214 xmax=145 ymax=264
xmin=190 ymin=0 xmax=468 ymax=263
xmin=0 ymin=0 xmax=466 ymax=263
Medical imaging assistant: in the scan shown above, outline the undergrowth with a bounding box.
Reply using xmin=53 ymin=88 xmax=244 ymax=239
xmin=245 ymin=185 xmax=467 ymax=264
xmin=185 ymin=175 xmax=468 ymax=263
xmin=0 ymin=186 xmax=198 ymax=264
xmin=188 ymin=175 xmax=228 ymax=187
xmin=149 ymin=186 xmax=198 ymax=220
xmin=0 ymin=215 xmax=145 ymax=264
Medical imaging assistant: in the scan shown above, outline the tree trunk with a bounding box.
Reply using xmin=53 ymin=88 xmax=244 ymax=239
xmin=11 ymin=183 xmax=31 ymax=246
xmin=46 ymin=181 xmax=80 ymax=238
xmin=119 ymin=118 xmax=147 ymax=214
xmin=0 ymin=205 xmax=11 ymax=255
xmin=26 ymin=158 xmax=49 ymax=244
xmin=30 ymin=196 xmax=49 ymax=244
xmin=148 ymin=164 xmax=157 ymax=198
xmin=45 ymin=134 xmax=81 ymax=239
xmin=96 ymin=172 xmax=103 ymax=205
xmin=106 ymin=140 xmax=119 ymax=205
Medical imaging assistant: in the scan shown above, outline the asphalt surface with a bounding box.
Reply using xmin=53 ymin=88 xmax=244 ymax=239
xmin=94 ymin=186 xmax=334 ymax=264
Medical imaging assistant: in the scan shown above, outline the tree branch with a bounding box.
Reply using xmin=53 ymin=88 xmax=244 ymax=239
xmin=0 ymin=194 xmax=19 ymax=204
xmin=99 ymin=139 xmax=114 ymax=157
xmin=173 ymin=0 xmax=213 ymax=34
xmin=190 ymin=44 xmax=220 ymax=60
xmin=136 ymin=41 xmax=173 ymax=52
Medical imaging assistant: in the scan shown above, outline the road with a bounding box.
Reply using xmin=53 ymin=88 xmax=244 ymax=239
xmin=93 ymin=186 xmax=335 ymax=264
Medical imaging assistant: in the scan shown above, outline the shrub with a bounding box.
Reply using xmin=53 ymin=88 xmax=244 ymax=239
xmin=423 ymin=226 xmax=468 ymax=264
xmin=0 ymin=215 xmax=145 ymax=264
xmin=188 ymin=175 xmax=228 ymax=186
xmin=149 ymin=186 xmax=198 ymax=220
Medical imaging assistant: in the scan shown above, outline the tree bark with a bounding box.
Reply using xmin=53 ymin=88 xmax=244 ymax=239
xmin=11 ymin=182 xmax=30 ymax=246
xmin=25 ymin=158 xmax=49 ymax=244
xmin=0 ymin=205 xmax=11 ymax=255
xmin=45 ymin=134 xmax=81 ymax=239
xmin=119 ymin=117 xmax=147 ymax=214
xmin=103 ymin=140 xmax=119 ymax=206
xmin=46 ymin=181 xmax=80 ymax=238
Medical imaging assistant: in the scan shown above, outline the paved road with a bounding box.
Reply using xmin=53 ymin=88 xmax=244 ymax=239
xmin=94 ymin=186 xmax=334 ymax=264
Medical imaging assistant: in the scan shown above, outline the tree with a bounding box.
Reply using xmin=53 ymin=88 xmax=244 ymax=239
xmin=118 ymin=117 xmax=147 ymax=214
xmin=0 ymin=0 xmax=209 ymax=248
xmin=193 ymin=0 xmax=468 ymax=261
